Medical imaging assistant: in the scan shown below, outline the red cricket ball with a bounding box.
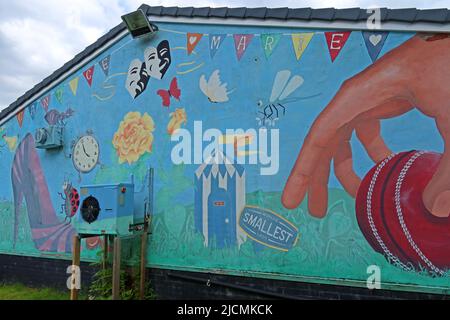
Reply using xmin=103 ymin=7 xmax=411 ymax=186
xmin=355 ymin=151 xmax=450 ymax=275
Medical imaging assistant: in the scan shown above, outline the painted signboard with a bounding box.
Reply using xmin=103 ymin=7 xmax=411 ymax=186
xmin=239 ymin=206 xmax=299 ymax=251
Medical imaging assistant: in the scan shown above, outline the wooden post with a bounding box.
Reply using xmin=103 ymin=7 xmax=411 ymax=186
xmin=112 ymin=237 xmax=121 ymax=300
xmin=102 ymin=234 xmax=108 ymax=271
xmin=70 ymin=234 xmax=81 ymax=301
xmin=139 ymin=218 xmax=149 ymax=300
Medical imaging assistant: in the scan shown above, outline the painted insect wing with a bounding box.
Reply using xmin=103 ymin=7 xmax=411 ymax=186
xmin=239 ymin=206 xmax=298 ymax=251
xmin=69 ymin=188 xmax=80 ymax=217
xmin=270 ymin=70 xmax=291 ymax=103
xmin=45 ymin=110 xmax=60 ymax=126
xmin=279 ymin=75 xmax=304 ymax=101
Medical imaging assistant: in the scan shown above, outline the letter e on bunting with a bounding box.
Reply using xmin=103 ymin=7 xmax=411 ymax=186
xmin=325 ymin=31 xmax=351 ymax=62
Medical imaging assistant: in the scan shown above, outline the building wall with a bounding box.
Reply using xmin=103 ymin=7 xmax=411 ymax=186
xmin=1 ymin=22 xmax=450 ymax=294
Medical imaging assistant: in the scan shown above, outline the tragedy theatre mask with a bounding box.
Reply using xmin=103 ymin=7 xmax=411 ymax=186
xmin=144 ymin=40 xmax=171 ymax=80
xmin=125 ymin=58 xmax=150 ymax=99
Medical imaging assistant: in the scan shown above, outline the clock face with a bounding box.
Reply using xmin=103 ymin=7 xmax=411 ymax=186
xmin=72 ymin=135 xmax=99 ymax=173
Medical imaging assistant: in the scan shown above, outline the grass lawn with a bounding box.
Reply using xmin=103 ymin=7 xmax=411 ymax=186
xmin=0 ymin=283 xmax=80 ymax=300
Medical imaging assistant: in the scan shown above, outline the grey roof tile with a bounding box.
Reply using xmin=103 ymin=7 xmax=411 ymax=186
xmin=161 ymin=6 xmax=179 ymax=16
xmin=146 ymin=5 xmax=163 ymax=16
xmin=245 ymin=7 xmax=268 ymax=19
xmin=192 ymin=7 xmax=210 ymax=17
xmin=176 ymin=7 xmax=194 ymax=17
xmin=266 ymin=8 xmax=289 ymax=20
xmin=387 ymin=8 xmax=418 ymax=22
xmin=334 ymin=8 xmax=362 ymax=21
xmin=359 ymin=7 xmax=389 ymax=21
xmin=209 ymin=7 xmax=228 ymax=18
xmin=310 ymin=8 xmax=336 ymax=21
xmin=287 ymin=8 xmax=312 ymax=20
xmin=227 ymin=7 xmax=246 ymax=18
xmin=416 ymin=9 xmax=448 ymax=22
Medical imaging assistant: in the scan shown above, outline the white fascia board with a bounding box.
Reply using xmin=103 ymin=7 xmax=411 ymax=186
xmin=148 ymin=16 xmax=450 ymax=33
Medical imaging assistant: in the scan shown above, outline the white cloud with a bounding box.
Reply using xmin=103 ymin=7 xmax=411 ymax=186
xmin=0 ymin=0 xmax=449 ymax=111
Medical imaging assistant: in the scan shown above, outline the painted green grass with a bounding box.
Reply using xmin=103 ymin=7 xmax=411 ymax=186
xmin=3 ymin=156 xmax=450 ymax=295
xmin=147 ymin=188 xmax=450 ymax=294
xmin=0 ymin=283 xmax=76 ymax=300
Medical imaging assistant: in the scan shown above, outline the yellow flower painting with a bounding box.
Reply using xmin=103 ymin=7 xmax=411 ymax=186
xmin=167 ymin=108 xmax=187 ymax=135
xmin=113 ymin=111 xmax=155 ymax=164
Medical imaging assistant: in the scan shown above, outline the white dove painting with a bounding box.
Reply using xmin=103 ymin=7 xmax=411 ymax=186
xmin=199 ymin=70 xmax=233 ymax=103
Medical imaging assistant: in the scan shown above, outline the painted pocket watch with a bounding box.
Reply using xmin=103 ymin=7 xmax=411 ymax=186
xmin=72 ymin=131 xmax=100 ymax=174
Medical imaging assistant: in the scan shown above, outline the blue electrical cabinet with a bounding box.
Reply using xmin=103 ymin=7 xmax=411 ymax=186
xmin=75 ymin=183 xmax=134 ymax=236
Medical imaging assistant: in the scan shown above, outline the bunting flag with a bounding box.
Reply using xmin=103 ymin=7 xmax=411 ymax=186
xmin=233 ymin=34 xmax=254 ymax=61
xmin=99 ymin=55 xmax=111 ymax=76
xmin=83 ymin=66 xmax=95 ymax=87
xmin=187 ymin=33 xmax=203 ymax=55
xmin=325 ymin=31 xmax=351 ymax=62
xmin=69 ymin=77 xmax=80 ymax=96
xmin=16 ymin=110 xmax=24 ymax=128
xmin=362 ymin=31 xmax=389 ymax=62
xmin=291 ymin=33 xmax=314 ymax=60
xmin=261 ymin=34 xmax=281 ymax=59
xmin=209 ymin=34 xmax=226 ymax=58
xmin=40 ymin=95 xmax=50 ymax=112
xmin=55 ymin=87 xmax=64 ymax=104
xmin=10 ymin=30 xmax=394 ymax=120
xmin=28 ymin=103 xmax=37 ymax=120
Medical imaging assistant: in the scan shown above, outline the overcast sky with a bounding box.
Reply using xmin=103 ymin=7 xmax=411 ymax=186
xmin=1 ymin=0 xmax=450 ymax=111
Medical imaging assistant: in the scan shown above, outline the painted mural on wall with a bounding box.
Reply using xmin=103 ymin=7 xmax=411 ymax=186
xmin=1 ymin=23 xmax=450 ymax=294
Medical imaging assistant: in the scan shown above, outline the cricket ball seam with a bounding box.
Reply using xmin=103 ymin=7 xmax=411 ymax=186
xmin=366 ymin=153 xmax=412 ymax=271
xmin=394 ymin=151 xmax=445 ymax=276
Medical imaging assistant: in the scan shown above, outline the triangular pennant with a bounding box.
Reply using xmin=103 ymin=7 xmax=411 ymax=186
xmin=17 ymin=110 xmax=24 ymax=128
xmin=362 ymin=31 xmax=389 ymax=62
xmin=29 ymin=103 xmax=37 ymax=120
xmin=233 ymin=34 xmax=254 ymax=61
xmin=261 ymin=34 xmax=281 ymax=59
xmin=209 ymin=34 xmax=226 ymax=58
xmin=325 ymin=31 xmax=351 ymax=62
xmin=55 ymin=87 xmax=64 ymax=104
xmin=291 ymin=33 xmax=314 ymax=60
xmin=99 ymin=55 xmax=111 ymax=76
xmin=83 ymin=66 xmax=95 ymax=87
xmin=69 ymin=77 xmax=79 ymax=96
xmin=40 ymin=95 xmax=50 ymax=112
xmin=187 ymin=33 xmax=203 ymax=55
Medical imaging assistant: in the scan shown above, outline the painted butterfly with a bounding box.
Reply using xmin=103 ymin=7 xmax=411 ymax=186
xmin=157 ymin=77 xmax=181 ymax=107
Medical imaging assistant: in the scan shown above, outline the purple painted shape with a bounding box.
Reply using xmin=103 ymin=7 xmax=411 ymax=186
xmin=11 ymin=134 xmax=76 ymax=253
xmin=45 ymin=108 xmax=74 ymax=126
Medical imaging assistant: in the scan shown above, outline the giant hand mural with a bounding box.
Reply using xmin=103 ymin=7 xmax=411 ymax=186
xmin=282 ymin=34 xmax=450 ymax=274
